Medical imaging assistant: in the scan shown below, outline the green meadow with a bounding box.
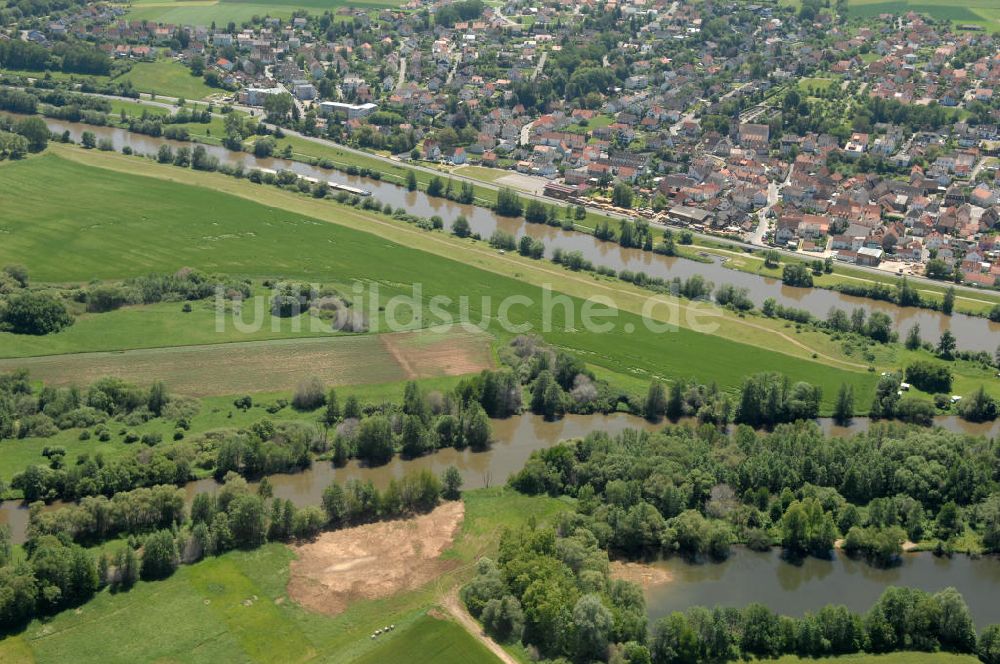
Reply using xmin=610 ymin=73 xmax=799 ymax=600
xmin=0 ymin=488 xmax=566 ymax=664
xmin=845 ymin=0 xmax=1000 ymax=28
xmin=0 ymin=152 xmax=880 ymax=412
xmin=352 ymin=614 xmax=501 ymax=664
xmin=770 ymin=654 xmax=980 ymax=664
xmin=115 ymin=60 xmax=219 ymax=101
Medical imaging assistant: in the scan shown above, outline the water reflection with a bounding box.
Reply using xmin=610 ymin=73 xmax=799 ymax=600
xmin=644 ymin=548 xmax=1000 ymax=627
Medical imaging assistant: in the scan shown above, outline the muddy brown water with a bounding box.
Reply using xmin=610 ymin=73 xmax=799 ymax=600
xmin=643 ymin=547 xmax=1000 ymax=628
xmin=32 ymin=117 xmax=1000 ymax=352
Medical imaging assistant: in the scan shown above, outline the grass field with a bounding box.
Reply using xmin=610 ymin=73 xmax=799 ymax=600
xmin=452 ymin=164 xmax=513 ymax=184
xmin=123 ymin=0 xmax=402 ymax=24
xmin=352 ymin=614 xmax=501 ymax=664
xmin=0 ymin=488 xmax=568 ymax=664
xmin=0 ymin=329 xmax=494 ymax=396
xmin=114 ymin=60 xmax=219 ymax=101
xmin=0 ymin=68 xmax=111 ymax=85
xmin=0 ymin=151 xmax=881 ymax=412
xmin=0 ymin=297 xmax=347 ymax=359
xmin=845 ymin=0 xmax=1000 ymax=28
xmin=798 ymin=77 xmax=838 ymax=93
xmin=768 ymin=654 xmax=980 ymax=664
xmin=778 ymin=0 xmax=1000 ymax=28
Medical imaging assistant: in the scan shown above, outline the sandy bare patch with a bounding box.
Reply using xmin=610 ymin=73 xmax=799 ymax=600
xmin=610 ymin=560 xmax=673 ymax=588
xmin=380 ymin=328 xmax=494 ymax=379
xmin=287 ymin=501 xmax=465 ymax=616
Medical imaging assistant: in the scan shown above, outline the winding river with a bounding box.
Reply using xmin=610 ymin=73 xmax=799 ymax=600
xmin=1 ymin=410 xmax=998 ymax=620
xmin=31 ymin=117 xmax=1000 ymax=352
xmin=3 ymin=413 xmax=997 ymax=543
xmin=7 ymin=117 xmax=1000 ymax=622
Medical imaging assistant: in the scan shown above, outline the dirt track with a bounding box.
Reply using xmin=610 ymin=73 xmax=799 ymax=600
xmin=441 ymin=589 xmax=519 ymax=664
xmin=287 ymin=501 xmax=465 ymax=616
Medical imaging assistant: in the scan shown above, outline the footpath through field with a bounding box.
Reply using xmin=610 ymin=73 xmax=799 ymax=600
xmin=441 ymin=589 xmax=518 ymax=664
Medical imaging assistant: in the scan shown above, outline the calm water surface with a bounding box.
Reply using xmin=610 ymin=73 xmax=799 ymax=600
xmin=644 ymin=548 xmax=1000 ymax=627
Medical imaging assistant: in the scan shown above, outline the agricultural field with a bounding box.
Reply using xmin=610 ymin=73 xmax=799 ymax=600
xmin=123 ymin=0 xmax=404 ymax=25
xmin=0 ymin=296 xmax=343 ymax=359
xmin=114 ymin=60 xmax=220 ymax=101
xmin=0 ymin=488 xmax=566 ymax=664
xmin=0 ymin=149 xmax=881 ymax=411
xmin=845 ymin=0 xmax=1000 ymax=28
xmin=777 ymin=0 xmax=1000 ymax=28
xmin=0 ymin=329 xmax=494 ymax=397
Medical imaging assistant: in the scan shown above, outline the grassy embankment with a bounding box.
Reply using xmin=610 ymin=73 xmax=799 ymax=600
xmin=689 ymin=237 xmax=1000 ymax=318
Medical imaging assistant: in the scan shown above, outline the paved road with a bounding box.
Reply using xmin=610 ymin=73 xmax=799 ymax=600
xmin=397 ymin=56 xmax=407 ymax=89
xmin=532 ymin=51 xmax=547 ymax=81
xmin=750 ymin=162 xmax=794 ymax=246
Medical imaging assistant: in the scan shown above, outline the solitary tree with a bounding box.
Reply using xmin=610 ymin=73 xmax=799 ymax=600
xmin=833 ymin=383 xmax=854 ymax=426
xmin=643 ymin=381 xmax=667 ymax=421
xmin=942 ymin=286 xmax=956 ymax=315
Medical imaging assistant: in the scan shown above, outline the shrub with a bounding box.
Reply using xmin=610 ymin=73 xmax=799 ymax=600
xmin=291 ymin=377 xmax=326 ymax=411
xmin=905 ymin=361 xmax=952 ymax=394
xmin=1 ymin=292 xmax=74 ymax=335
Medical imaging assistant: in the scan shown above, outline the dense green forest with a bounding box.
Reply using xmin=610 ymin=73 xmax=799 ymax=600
xmin=511 ymin=424 xmax=1000 ymax=562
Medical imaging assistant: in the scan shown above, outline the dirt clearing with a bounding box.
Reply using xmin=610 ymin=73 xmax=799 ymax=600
xmin=610 ymin=560 xmax=672 ymax=588
xmin=0 ymin=329 xmax=493 ymax=396
xmin=287 ymin=501 xmax=465 ymax=616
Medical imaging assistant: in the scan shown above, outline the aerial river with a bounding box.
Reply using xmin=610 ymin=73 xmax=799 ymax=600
xmin=1 ymin=410 xmax=998 ymax=621
xmin=33 ymin=117 xmax=1000 ymax=352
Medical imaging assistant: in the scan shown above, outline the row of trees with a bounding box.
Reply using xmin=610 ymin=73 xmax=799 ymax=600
xmin=650 ymin=586 xmax=989 ymax=663
xmin=642 ymin=372 xmax=822 ymax=430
